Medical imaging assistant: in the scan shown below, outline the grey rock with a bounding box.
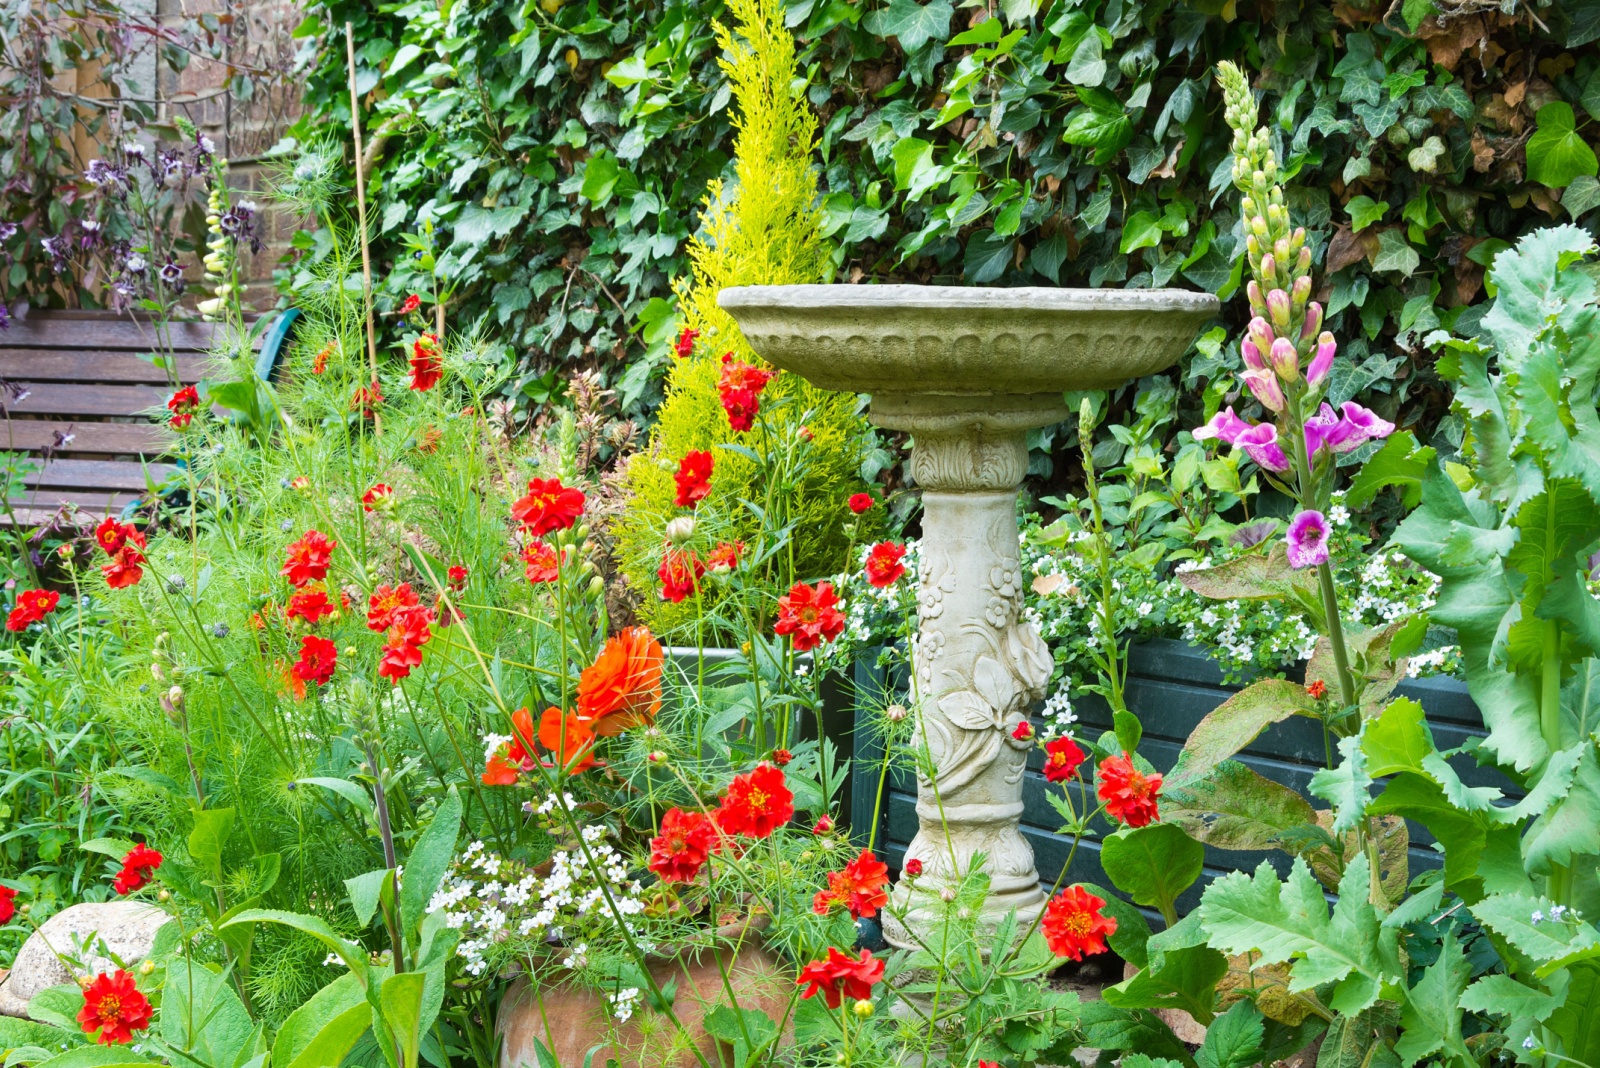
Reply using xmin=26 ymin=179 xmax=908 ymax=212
xmin=0 ymin=902 xmax=169 ymax=1019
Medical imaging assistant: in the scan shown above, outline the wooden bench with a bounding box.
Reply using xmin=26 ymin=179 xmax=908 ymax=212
xmin=0 ymin=307 xmax=297 ymax=528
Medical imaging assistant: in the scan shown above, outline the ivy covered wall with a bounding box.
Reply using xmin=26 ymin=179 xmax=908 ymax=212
xmin=293 ymin=0 xmax=1597 ymax=478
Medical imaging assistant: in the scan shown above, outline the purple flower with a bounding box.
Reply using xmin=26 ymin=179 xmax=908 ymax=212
xmin=1193 ymin=407 xmax=1252 ymax=446
xmin=1237 ymin=423 xmax=1290 ymax=473
xmin=1336 ymin=402 xmax=1395 ymax=449
xmin=0 ymin=303 xmax=10 ymax=331
xmin=0 ymin=222 xmax=15 ymax=242
xmin=1307 ymin=332 xmax=1336 ymax=386
xmin=1286 ymin=510 xmax=1331 ymax=569
xmin=159 ymin=257 xmax=187 ymax=294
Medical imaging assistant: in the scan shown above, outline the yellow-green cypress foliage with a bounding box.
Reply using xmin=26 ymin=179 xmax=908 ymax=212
xmin=617 ymin=0 xmax=877 ymax=633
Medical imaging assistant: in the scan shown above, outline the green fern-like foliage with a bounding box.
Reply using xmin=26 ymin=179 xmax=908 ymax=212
xmin=617 ymin=0 xmax=877 ymax=634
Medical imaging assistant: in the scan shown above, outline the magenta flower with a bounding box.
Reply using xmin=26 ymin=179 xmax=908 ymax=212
xmin=1307 ymin=332 xmax=1336 ymax=386
xmin=1286 ymin=510 xmax=1331 ymax=569
xmin=1193 ymin=407 xmax=1252 ymax=446
xmin=1336 ymin=402 xmax=1395 ymax=449
xmin=1237 ymin=423 xmax=1290 ymax=473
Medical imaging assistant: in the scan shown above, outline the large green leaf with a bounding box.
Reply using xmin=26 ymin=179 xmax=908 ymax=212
xmin=1166 ymin=680 xmax=1317 ymax=789
xmin=34 ymin=1050 xmax=156 ymax=1068
xmin=379 ymin=972 xmax=427 ymax=1068
xmin=188 ymin=806 xmax=236 ymax=881
xmin=1196 ymin=1001 xmax=1265 ymax=1068
xmin=222 ymin=909 xmax=368 ymax=975
xmin=1544 ymin=959 xmax=1600 ymax=1062
xmin=273 ymin=973 xmax=370 ymax=1068
xmin=1198 ymin=855 xmax=1401 ymax=1016
xmin=1162 ymin=759 xmax=1318 ymax=853
xmin=160 ymin=959 xmax=253 ymax=1068
xmin=1102 ymin=912 xmax=1226 ymax=1025
xmin=1076 ymin=1001 xmax=1197 ymax=1066
xmin=1100 ymin=824 xmax=1204 ymax=921
xmin=400 ymin=787 xmax=460 ymax=946
xmin=1458 ymin=972 xmax=1565 ymax=1025
xmin=1344 ymin=430 xmax=1435 ymax=510
xmin=284 ymin=1002 xmax=373 ymax=1068
xmin=703 ymin=1004 xmax=781 ymax=1067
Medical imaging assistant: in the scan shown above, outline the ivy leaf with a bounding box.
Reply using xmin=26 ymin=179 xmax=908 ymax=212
xmin=864 ymin=0 xmax=954 ymax=54
xmin=963 ymin=230 xmax=1015 ymax=283
xmin=1527 ymin=102 xmax=1600 ymax=188
xmin=1565 ymin=175 xmax=1600 ymax=219
xmin=1346 ymin=195 xmax=1389 ymax=231
xmin=1061 ymin=101 xmax=1132 ymax=160
xmin=891 ymin=138 xmax=951 ymax=200
xmin=1372 ymin=229 xmax=1420 ymax=277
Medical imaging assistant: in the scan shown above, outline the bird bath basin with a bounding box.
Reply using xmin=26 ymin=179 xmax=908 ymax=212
xmin=718 ymin=284 xmax=1218 ymax=947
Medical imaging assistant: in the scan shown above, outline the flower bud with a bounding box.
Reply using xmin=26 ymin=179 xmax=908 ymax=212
xmin=1246 ymin=281 xmax=1267 ymax=318
xmin=1260 ymin=254 xmax=1277 ymax=282
xmin=168 ymin=684 xmax=184 ymax=705
xmin=853 ymin=999 xmax=875 ymax=1018
xmin=1291 ymin=275 xmax=1312 ymax=308
xmin=1241 ymin=195 xmax=1257 ymax=217
xmin=1267 ymin=288 xmax=1292 ymax=329
xmin=1246 ymin=318 xmax=1276 ymax=362
xmin=1297 ymin=245 xmax=1313 ymax=275
xmin=1274 ymin=237 xmax=1291 ymax=263
xmin=1245 ymin=234 xmax=1261 ymax=261
xmin=139 ymin=960 xmax=156 ymax=976
xmin=1307 ymin=332 xmax=1337 ymax=387
xmin=940 ymin=887 xmax=958 ymax=903
xmin=798 ymin=425 xmax=813 ymax=443
xmin=1242 ymin=367 xmax=1286 ymax=412
xmin=1300 ymin=301 xmax=1324 ymax=341
xmin=905 ymin=858 xmax=924 ymax=877
xmin=813 ymin=815 xmax=835 ymax=834
xmin=1269 ymin=337 xmax=1299 ymax=383
xmin=885 ymin=703 xmax=909 ymax=723
xmin=665 ymin=516 xmax=695 ymax=545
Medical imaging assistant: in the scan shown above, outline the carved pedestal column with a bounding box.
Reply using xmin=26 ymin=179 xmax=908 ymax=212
xmin=872 ymin=395 xmax=1062 ymax=949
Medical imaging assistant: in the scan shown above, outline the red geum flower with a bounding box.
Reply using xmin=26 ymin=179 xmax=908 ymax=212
xmin=716 ymin=763 xmax=794 ymax=839
xmin=648 ymin=807 xmax=716 ymax=883
xmin=1041 ymin=885 xmax=1117 ymax=961
xmin=112 ymin=844 xmax=163 ymax=895
xmin=706 ymin=540 xmax=745 ymax=572
xmin=673 ymin=450 xmax=714 ymax=508
xmin=1011 ymin=720 xmax=1034 ymax=742
xmin=281 ymin=530 xmax=336 ymax=587
xmin=102 ymin=532 xmax=147 ymax=589
xmin=447 ymin=565 xmax=469 ymax=589
xmin=522 ymin=539 xmax=559 ymax=583
xmin=674 ymin=327 xmax=699 ymax=358
xmin=537 ymin=706 xmax=598 ymax=774
xmin=1097 ymin=752 xmax=1162 ymax=828
xmin=311 ymin=341 xmax=334 ymax=374
xmin=1042 ymin=736 xmax=1086 ymax=783
xmin=367 ymin=582 xmax=420 ymax=631
xmin=511 ymin=477 xmax=585 ymax=535
xmin=378 ymin=605 xmax=434 ymax=682
xmin=95 ymin=516 xmax=130 ymax=555
xmin=658 ymin=546 xmax=704 ymax=603
xmin=7 ymin=589 xmax=60 ymax=631
xmin=350 ymin=381 xmax=383 ymax=417
xmin=773 ymin=581 xmax=845 ymax=652
xmin=399 ymin=293 xmax=422 ymax=315
xmin=409 ymin=333 xmax=442 ymax=391
xmin=864 ymin=541 xmax=907 ymax=588
xmin=1307 ymin=679 xmax=1328 ymax=700
xmin=361 ymin=483 xmax=395 ymax=513
xmin=285 ymin=587 xmax=338 ymax=628
xmin=903 ymin=858 xmax=923 ymax=877
xmin=0 ymin=884 xmax=14 ymax=923
xmin=796 ymin=948 xmax=884 ymax=1010
xmin=717 ymin=353 xmax=775 ymax=432
xmin=290 ymin=635 xmax=338 ymax=688
xmin=847 ymin=492 xmax=875 ymax=515
xmin=77 ymin=969 xmax=152 ymax=1045
xmin=812 ymin=848 xmax=890 ymax=920
xmin=167 ymin=385 xmax=201 ymax=430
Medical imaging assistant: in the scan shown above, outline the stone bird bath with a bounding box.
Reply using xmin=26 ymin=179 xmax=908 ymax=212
xmin=719 ymin=284 xmax=1218 ymax=948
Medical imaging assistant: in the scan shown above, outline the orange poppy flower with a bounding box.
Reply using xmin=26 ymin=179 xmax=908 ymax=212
xmin=576 ymin=626 xmax=663 ymax=736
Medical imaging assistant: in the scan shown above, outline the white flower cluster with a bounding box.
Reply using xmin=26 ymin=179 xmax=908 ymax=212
xmin=607 ymin=986 xmax=643 ymax=1024
xmin=427 ymin=814 xmax=646 ymax=979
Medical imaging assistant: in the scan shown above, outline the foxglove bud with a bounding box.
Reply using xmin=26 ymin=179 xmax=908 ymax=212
xmin=1242 ymin=367 xmax=1286 ymax=412
xmin=1307 ymin=332 xmax=1337 ymax=386
xmin=1247 ymin=280 xmax=1267 ymax=318
xmin=1263 ymin=158 xmax=1278 ymax=181
xmin=1269 ymin=337 xmax=1300 ymax=383
xmin=1274 ymin=237 xmax=1291 ymax=263
xmin=1250 ymin=215 xmax=1270 ymax=238
xmin=1290 ymin=226 xmax=1306 ymax=252
xmin=1300 ymin=301 xmax=1324 ymax=341
xmin=1296 ymin=245 xmax=1313 ymax=275
xmin=1246 ymin=234 xmax=1262 ymax=260
xmin=1241 ymin=195 xmax=1257 ymax=217
xmin=1247 ymin=317 xmax=1276 ymax=362
xmin=1291 ymin=275 xmax=1312 ymax=308
xmin=1260 ymin=254 xmax=1277 ymax=282
xmin=1267 ymin=288 xmax=1292 ymax=329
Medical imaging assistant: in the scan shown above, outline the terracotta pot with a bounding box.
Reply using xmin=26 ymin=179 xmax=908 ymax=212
xmin=496 ymin=942 xmax=793 ymax=1068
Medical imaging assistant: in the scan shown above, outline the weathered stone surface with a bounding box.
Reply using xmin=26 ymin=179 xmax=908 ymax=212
xmin=721 ymin=283 xmax=1216 ymax=949
xmin=497 ymin=943 xmax=792 ymax=1068
xmin=0 ymin=902 xmax=169 ymax=1019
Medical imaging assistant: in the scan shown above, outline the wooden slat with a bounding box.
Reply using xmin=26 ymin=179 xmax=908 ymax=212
xmin=0 ymin=420 xmax=170 ymax=455
xmin=6 ymin=314 xmax=222 ymax=351
xmin=20 ymin=458 xmax=176 ymax=490
xmin=6 ymin=383 xmax=170 ymax=417
xmin=0 ymin=350 xmax=212 ymax=384
xmin=2 ymin=488 xmax=144 ymax=526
